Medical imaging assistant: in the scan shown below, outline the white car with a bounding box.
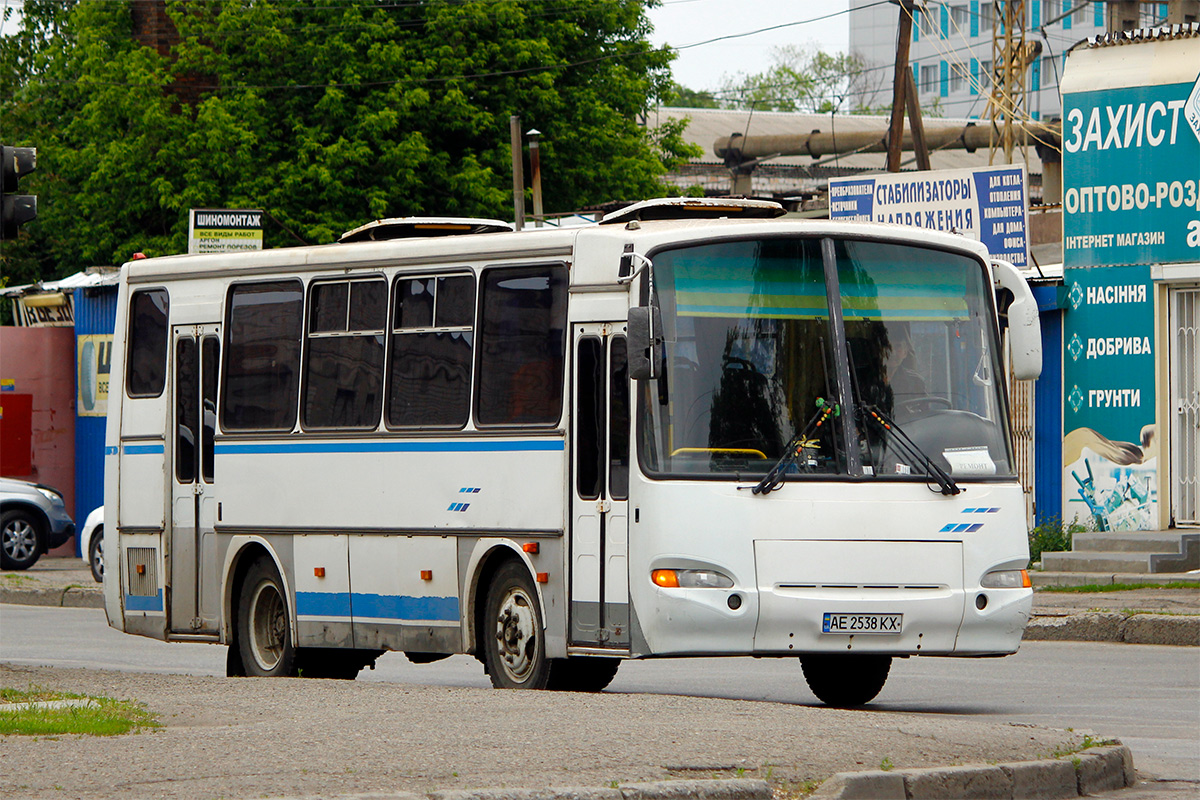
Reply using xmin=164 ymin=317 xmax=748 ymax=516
xmin=79 ymin=506 xmax=104 ymax=583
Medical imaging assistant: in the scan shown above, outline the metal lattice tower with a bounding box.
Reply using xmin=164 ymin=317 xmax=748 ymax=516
xmin=989 ymin=0 xmax=1029 ymax=165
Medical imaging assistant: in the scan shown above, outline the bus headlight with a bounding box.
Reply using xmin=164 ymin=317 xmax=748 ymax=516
xmin=652 ymin=569 xmax=734 ymax=589
xmin=980 ymin=569 xmax=1031 ymax=589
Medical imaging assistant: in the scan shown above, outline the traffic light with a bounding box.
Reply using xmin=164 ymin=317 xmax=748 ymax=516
xmin=1 ymin=144 xmax=38 ymax=240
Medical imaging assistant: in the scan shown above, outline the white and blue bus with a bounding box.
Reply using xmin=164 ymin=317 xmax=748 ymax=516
xmin=104 ymin=198 xmax=1041 ymax=705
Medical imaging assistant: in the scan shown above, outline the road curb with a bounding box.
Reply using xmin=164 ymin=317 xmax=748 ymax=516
xmin=1025 ymin=612 xmax=1200 ymax=646
xmin=272 ymin=780 xmax=773 ymax=800
xmin=810 ymin=744 xmax=1135 ymax=799
xmin=0 ymin=586 xmax=103 ymax=609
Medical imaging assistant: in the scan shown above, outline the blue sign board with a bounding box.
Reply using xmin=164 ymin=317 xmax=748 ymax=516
xmin=1063 ymin=78 xmax=1200 ymax=267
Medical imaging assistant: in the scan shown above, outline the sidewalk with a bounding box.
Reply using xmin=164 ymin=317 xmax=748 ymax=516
xmin=4 ymin=558 xmax=1199 ymax=645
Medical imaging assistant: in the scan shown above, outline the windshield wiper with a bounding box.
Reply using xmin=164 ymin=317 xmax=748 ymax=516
xmin=752 ymin=398 xmax=839 ymax=495
xmin=860 ymin=404 xmax=960 ymax=496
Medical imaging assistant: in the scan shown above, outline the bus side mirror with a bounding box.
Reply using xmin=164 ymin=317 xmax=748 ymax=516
xmin=628 ymin=306 xmax=663 ymax=381
xmin=992 ymin=259 xmax=1042 ymax=381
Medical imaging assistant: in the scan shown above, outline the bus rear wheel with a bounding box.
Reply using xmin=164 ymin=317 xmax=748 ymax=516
xmin=237 ymin=557 xmax=296 ymax=677
xmin=483 ymin=561 xmax=549 ymax=689
xmin=800 ymin=654 xmax=891 ymax=707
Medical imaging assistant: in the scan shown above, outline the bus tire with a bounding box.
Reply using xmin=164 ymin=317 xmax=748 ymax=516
xmin=546 ymin=657 xmax=620 ymax=692
xmin=483 ymin=560 xmax=549 ymax=689
xmin=800 ymin=654 xmax=891 ymax=707
xmin=237 ymin=557 xmax=297 ymax=677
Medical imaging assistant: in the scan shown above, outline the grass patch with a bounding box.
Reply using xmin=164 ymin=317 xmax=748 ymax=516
xmin=1040 ymin=582 xmax=1200 ymax=593
xmin=0 ymin=687 xmax=158 ymax=737
xmin=0 ymin=573 xmax=35 ymax=587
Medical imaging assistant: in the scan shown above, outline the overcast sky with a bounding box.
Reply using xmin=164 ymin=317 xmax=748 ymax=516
xmin=647 ymin=0 xmax=852 ymax=90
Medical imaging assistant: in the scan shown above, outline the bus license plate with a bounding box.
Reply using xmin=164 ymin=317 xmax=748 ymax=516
xmin=822 ymin=612 xmax=902 ymax=634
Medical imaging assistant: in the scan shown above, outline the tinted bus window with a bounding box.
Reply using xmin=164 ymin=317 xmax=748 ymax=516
xmin=221 ymin=280 xmax=304 ymax=431
xmin=387 ymin=273 xmax=475 ymax=428
xmin=303 ymin=278 xmax=386 ymax=429
xmin=126 ymin=289 xmax=169 ymax=397
xmin=476 ymin=266 xmax=568 ymax=426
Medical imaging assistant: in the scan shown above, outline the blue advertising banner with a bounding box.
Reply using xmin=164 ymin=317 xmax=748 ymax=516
xmin=1057 ymin=66 xmax=1200 ymax=531
xmin=829 ymin=165 xmax=1029 ymax=266
xmin=1062 ymin=77 xmax=1200 ymax=268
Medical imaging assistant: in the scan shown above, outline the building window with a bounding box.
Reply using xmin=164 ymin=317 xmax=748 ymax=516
xmin=1042 ymin=0 xmax=1061 ymax=24
xmin=979 ymin=59 xmax=993 ymax=90
xmin=303 ymin=278 xmax=386 ymax=429
xmin=921 ymin=64 xmax=939 ymax=93
xmin=951 ymin=4 xmax=971 ymax=32
xmin=222 ymin=280 xmax=304 ymax=431
xmin=979 ymin=0 xmax=995 ymax=31
xmin=949 ymin=62 xmax=967 ymax=93
xmin=475 ymin=265 xmax=568 ymax=426
xmin=126 ymin=289 xmax=169 ymax=398
xmin=387 ymin=273 xmax=475 ymax=428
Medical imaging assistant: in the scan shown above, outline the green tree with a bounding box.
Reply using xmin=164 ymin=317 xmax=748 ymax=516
xmin=1 ymin=0 xmax=692 ymax=283
xmin=716 ymin=45 xmax=884 ymax=114
xmin=664 ymin=82 xmax=720 ymax=109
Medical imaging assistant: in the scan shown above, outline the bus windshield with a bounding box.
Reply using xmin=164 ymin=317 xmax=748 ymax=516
xmin=639 ymin=236 xmax=1014 ymax=481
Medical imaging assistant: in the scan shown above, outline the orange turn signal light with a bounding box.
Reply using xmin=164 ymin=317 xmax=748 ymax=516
xmin=420 ymin=570 xmax=433 ymax=581
xmin=136 ymin=563 xmax=146 ymax=576
xmin=651 ymin=569 xmax=679 ymax=588
xmin=536 ymin=572 xmax=549 ymax=583
xmin=314 ymin=567 xmax=326 ymax=578
xmin=522 ymin=542 xmax=539 ymax=554
xmin=1020 ymin=569 xmax=1032 ymax=588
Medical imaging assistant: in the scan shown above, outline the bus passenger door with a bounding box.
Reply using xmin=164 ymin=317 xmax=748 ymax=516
xmin=570 ymin=324 xmax=631 ymax=649
xmin=169 ymin=325 xmax=221 ymax=634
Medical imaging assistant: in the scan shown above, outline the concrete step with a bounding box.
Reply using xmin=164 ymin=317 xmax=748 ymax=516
xmin=1041 ymin=531 xmax=1199 ymax=573
xmin=1030 ymin=571 xmax=1200 ymax=587
xmin=1071 ymin=531 xmax=1192 ymax=553
xmin=1042 ymin=551 xmax=1154 ymax=573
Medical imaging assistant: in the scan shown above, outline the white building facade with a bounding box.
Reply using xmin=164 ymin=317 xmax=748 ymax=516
xmin=847 ymin=1 xmax=1164 ymax=121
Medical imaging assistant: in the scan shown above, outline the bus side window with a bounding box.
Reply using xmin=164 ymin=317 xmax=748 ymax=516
xmin=303 ymin=277 xmax=387 ymax=429
xmin=221 ymin=280 xmax=304 ymax=431
xmin=126 ymin=289 xmax=169 ymax=398
xmin=387 ymin=273 xmax=475 ymax=428
xmin=475 ymin=265 xmax=568 ymax=426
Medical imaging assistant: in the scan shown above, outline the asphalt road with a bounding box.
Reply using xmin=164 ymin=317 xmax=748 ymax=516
xmin=2 ymin=603 xmax=1197 ymax=788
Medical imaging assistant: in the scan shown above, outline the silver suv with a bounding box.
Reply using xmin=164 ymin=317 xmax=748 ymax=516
xmin=0 ymin=477 xmax=75 ymax=570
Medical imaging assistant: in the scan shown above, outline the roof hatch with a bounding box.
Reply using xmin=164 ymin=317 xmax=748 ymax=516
xmin=339 ymin=217 xmax=513 ymax=243
xmin=598 ymin=197 xmax=786 ymax=225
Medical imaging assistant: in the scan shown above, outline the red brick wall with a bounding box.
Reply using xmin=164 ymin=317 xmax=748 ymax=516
xmin=0 ymin=327 xmax=77 ymax=556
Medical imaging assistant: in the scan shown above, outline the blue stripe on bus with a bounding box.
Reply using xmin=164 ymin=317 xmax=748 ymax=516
xmin=125 ymin=591 xmax=163 ymax=612
xmin=296 ymin=591 xmax=353 ymax=618
xmin=295 ymin=592 xmax=460 ymax=622
xmin=352 ymin=593 xmax=460 ymax=622
xmin=124 ymin=444 xmax=165 ymax=455
xmin=216 ymin=440 xmax=564 ymax=455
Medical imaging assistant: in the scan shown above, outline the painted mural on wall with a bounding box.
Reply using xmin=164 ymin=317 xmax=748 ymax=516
xmin=1062 ymin=55 xmax=1200 ymax=530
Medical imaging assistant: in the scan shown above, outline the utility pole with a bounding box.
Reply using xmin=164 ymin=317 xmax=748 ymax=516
xmin=885 ymin=0 xmax=918 ymax=172
xmin=989 ymin=0 xmax=1030 ymax=165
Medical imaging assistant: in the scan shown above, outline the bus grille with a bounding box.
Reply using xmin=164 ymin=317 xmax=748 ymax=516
xmin=126 ymin=547 xmax=158 ymax=596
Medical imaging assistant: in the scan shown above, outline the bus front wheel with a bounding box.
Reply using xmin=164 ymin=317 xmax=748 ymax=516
xmin=237 ymin=557 xmax=297 ymax=678
xmin=800 ymin=654 xmax=891 ymax=707
xmin=483 ymin=561 xmax=549 ymax=689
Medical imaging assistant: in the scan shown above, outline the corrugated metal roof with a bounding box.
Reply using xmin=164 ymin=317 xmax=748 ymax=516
xmin=0 ymin=268 xmax=120 ymax=297
xmin=647 ymin=107 xmax=1044 ymax=176
xmin=1082 ymin=22 xmax=1200 ymax=47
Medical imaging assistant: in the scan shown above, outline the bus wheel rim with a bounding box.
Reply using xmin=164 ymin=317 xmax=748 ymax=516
xmin=249 ymin=582 xmax=286 ymax=671
xmin=495 ymin=586 xmax=537 ymax=682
